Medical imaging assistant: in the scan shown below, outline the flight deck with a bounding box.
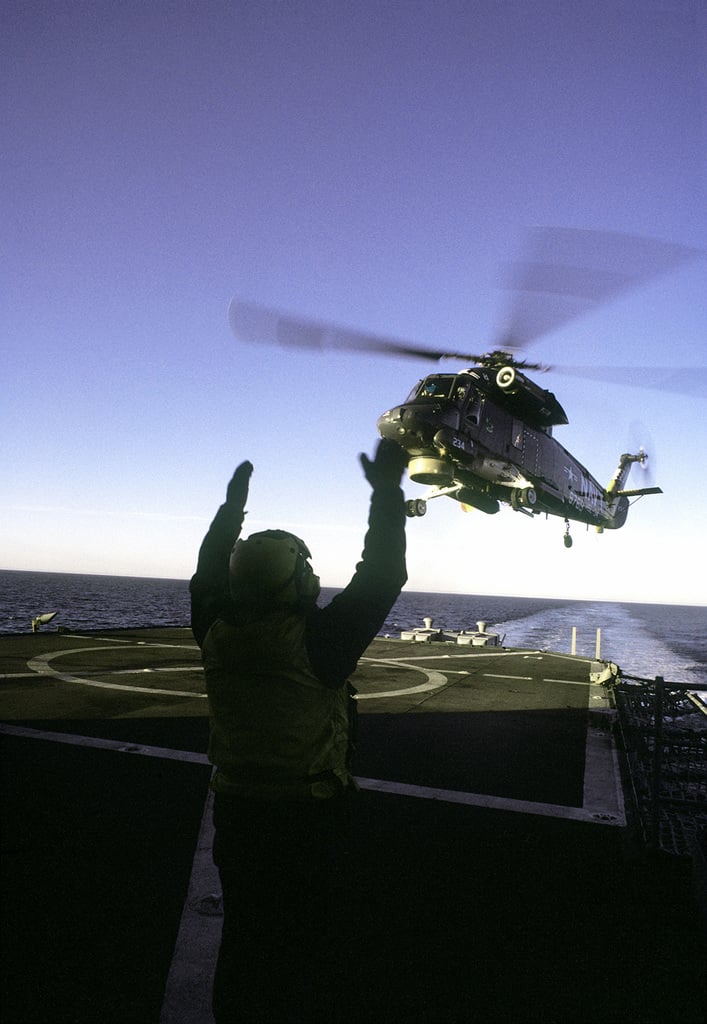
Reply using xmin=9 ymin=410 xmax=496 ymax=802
xmin=1 ymin=629 xmax=704 ymax=1023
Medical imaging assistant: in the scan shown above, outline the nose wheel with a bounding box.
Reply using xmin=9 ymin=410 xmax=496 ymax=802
xmin=563 ymin=519 xmax=573 ymax=548
xmin=406 ymin=499 xmax=427 ymax=518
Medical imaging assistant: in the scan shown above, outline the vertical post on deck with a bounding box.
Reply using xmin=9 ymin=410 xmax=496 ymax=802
xmin=650 ymin=676 xmax=665 ymax=850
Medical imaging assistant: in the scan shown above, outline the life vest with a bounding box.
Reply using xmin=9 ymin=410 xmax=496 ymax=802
xmin=202 ymin=609 xmax=354 ymax=801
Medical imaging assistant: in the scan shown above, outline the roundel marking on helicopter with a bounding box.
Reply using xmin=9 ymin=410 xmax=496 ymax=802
xmin=496 ymin=366 xmax=516 ymax=389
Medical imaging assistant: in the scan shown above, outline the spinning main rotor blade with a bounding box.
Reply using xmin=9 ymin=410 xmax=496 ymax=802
xmin=229 ymin=301 xmax=707 ymax=392
xmin=230 ymin=228 xmax=703 ymax=371
xmin=229 ymin=298 xmax=706 ymax=395
xmin=549 ymin=364 xmax=707 ymax=396
xmin=228 ymin=300 xmax=479 ymax=362
xmin=497 ymin=227 xmax=702 ymax=350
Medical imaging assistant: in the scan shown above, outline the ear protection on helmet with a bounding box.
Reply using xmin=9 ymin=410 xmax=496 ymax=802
xmin=292 ymin=542 xmax=321 ymax=601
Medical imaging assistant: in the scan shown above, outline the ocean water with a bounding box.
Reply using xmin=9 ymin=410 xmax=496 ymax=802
xmin=1 ymin=569 xmax=705 ymax=686
xmin=0 ymin=571 xmax=191 ymax=635
xmin=381 ymin=591 xmax=707 ymax=686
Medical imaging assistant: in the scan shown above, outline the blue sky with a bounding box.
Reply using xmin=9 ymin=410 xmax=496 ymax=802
xmin=3 ymin=0 xmax=705 ymax=604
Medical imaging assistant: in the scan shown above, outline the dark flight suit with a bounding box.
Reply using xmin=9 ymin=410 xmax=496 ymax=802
xmin=190 ymin=460 xmax=407 ymax=1022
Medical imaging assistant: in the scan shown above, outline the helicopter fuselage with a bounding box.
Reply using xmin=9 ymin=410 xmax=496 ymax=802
xmin=376 ymin=366 xmax=640 ymax=531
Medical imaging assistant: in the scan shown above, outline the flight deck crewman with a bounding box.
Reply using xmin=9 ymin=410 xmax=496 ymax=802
xmin=190 ymin=438 xmax=408 ymax=1023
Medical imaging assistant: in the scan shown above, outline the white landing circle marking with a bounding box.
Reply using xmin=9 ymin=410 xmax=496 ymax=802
xmin=356 ymin=658 xmax=448 ymax=699
xmin=27 ymin=646 xmax=206 ymax=698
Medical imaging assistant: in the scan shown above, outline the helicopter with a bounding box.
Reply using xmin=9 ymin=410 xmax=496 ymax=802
xmin=374 ymin=352 xmax=658 ymax=547
xmin=229 ymin=228 xmax=703 ymax=547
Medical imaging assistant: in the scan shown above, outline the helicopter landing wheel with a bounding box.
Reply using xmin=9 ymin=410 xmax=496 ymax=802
xmin=563 ymin=519 xmax=573 ymax=548
xmin=406 ymin=499 xmax=427 ymax=518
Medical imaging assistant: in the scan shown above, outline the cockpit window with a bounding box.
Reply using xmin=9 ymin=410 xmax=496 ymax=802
xmin=407 ymin=375 xmax=466 ymax=402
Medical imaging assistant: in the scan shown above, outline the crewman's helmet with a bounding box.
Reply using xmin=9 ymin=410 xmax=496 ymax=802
xmin=228 ymin=530 xmax=320 ymax=607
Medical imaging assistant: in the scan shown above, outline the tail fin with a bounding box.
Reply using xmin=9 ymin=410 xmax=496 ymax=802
xmin=598 ymin=452 xmax=662 ymax=532
xmin=606 ymin=451 xmax=663 ymax=498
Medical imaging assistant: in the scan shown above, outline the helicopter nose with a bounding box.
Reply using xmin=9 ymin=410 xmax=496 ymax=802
xmin=377 ymin=406 xmax=434 ymax=445
xmin=377 ymin=407 xmax=405 ymax=439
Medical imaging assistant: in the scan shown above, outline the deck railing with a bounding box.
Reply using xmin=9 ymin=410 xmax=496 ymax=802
xmin=612 ymin=675 xmax=707 ymax=858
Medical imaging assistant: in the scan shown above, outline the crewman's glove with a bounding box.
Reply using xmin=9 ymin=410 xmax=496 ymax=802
xmin=225 ymin=460 xmax=253 ymax=509
xmin=359 ymin=439 xmax=408 ymax=489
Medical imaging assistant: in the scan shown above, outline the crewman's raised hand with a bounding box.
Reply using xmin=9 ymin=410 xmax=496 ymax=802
xmin=225 ymin=461 xmax=253 ymax=509
xmin=359 ymin=439 xmax=408 ymax=490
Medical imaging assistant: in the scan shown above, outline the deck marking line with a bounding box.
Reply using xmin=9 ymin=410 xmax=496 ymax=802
xmin=0 ymin=672 xmax=49 ymax=679
xmin=62 ymin=634 xmax=197 ymax=652
xmin=159 ymin=784 xmax=220 ymax=1024
xmin=354 ymin=776 xmax=623 ymax=825
xmin=27 ymin=647 xmax=206 ymax=697
xmin=545 ymin=678 xmax=588 ymax=686
xmin=482 ymin=673 xmax=533 ymax=681
xmin=481 ymin=673 xmax=588 ymax=686
xmin=0 ymin=723 xmax=210 ymax=764
xmin=60 ymin=635 xmax=136 ymax=644
xmin=364 ymin=653 xmax=525 ymax=664
xmin=371 ymin=649 xmax=590 ymax=664
xmin=582 ymin=684 xmax=626 ymax=824
xmin=110 ymin=666 xmax=203 ymax=675
xmin=356 ymin=658 xmax=448 ymax=699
